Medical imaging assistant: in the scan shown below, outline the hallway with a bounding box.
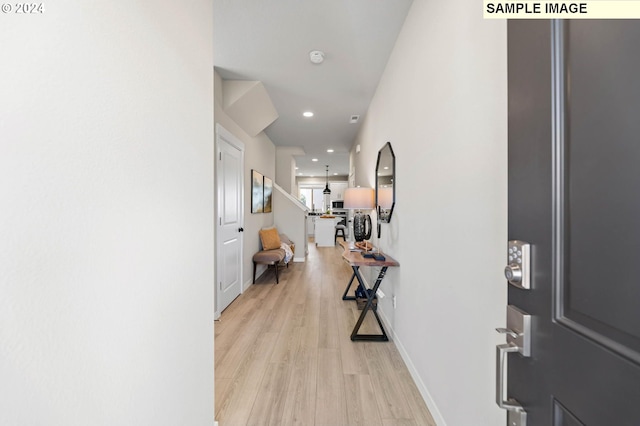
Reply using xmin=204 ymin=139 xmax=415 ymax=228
xmin=215 ymin=241 xmax=436 ymax=425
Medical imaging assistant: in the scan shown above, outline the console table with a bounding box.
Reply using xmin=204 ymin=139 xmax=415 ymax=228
xmin=340 ymin=241 xmax=400 ymax=341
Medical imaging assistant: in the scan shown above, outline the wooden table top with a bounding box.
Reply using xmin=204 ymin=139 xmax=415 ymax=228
xmin=339 ymin=241 xmax=399 ymax=267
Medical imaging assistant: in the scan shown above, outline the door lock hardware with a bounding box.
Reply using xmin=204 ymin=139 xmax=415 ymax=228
xmin=497 ymin=344 xmax=526 ymax=408
xmin=504 ymin=264 xmax=522 ymax=283
xmin=498 ymin=305 xmax=531 ymax=356
xmin=497 ymin=343 xmax=527 ymax=426
xmin=495 ymin=305 xmax=531 ymax=426
xmin=506 ymin=240 xmax=531 ymax=289
xmin=496 ymin=327 xmax=519 ymax=339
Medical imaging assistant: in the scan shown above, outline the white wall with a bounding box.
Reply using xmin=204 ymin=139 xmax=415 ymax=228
xmin=214 ymin=72 xmax=276 ymax=290
xmin=0 ymin=2 xmax=214 ymax=425
xmin=273 ymin=184 xmax=308 ymax=262
xmin=276 ymin=151 xmax=295 ymax=193
xmin=275 ymin=147 xmax=306 ymax=195
xmin=353 ymin=0 xmax=508 ymax=424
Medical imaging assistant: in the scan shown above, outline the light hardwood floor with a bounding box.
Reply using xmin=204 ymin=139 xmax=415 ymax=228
xmin=215 ymin=239 xmax=436 ymax=426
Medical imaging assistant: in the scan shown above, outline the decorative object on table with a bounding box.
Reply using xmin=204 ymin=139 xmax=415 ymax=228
xmin=263 ymin=176 xmax=273 ymax=213
xmin=355 ymin=241 xmax=373 ymax=251
xmin=344 ymin=187 xmax=374 ymax=242
xmin=251 ymin=169 xmax=264 ymax=213
xmin=375 ymin=142 xmax=395 ymax=237
xmin=323 ymin=165 xmax=331 ymax=195
xmin=356 ymin=241 xmax=385 ymax=260
xmin=372 ymin=253 xmax=386 ymax=261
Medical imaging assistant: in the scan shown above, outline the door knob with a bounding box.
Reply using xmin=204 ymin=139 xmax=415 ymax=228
xmin=238 ymin=227 xmax=244 ymax=232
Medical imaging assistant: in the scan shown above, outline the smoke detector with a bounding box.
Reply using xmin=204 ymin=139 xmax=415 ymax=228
xmin=349 ymin=115 xmax=360 ymax=124
xmin=309 ymin=50 xmax=325 ymax=64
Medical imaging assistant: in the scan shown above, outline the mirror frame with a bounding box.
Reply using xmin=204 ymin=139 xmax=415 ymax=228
xmin=375 ymin=141 xmax=395 ymax=224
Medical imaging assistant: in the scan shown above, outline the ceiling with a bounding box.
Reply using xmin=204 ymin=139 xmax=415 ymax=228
xmin=213 ymin=0 xmax=413 ymax=178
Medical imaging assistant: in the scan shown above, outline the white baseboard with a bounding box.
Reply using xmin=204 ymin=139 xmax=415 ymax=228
xmin=243 ymin=278 xmax=254 ymax=291
xmin=293 ymin=256 xmax=305 ymax=262
xmin=376 ymin=308 xmax=447 ymax=426
xmin=358 ymin=274 xmax=447 ymax=426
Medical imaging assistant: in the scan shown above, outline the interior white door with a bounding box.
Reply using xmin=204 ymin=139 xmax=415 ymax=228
xmin=216 ymin=124 xmax=244 ymax=314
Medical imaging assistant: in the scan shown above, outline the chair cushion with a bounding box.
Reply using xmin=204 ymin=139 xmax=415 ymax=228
xmin=259 ymin=227 xmax=282 ymax=250
xmin=253 ymin=249 xmax=285 ymax=264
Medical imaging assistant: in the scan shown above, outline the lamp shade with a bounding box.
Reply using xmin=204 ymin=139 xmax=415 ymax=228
xmin=344 ymin=187 xmax=374 ymax=210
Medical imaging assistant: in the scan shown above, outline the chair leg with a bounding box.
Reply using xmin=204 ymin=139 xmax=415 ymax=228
xmin=253 ymin=262 xmax=257 ymax=283
xmin=275 ymin=263 xmax=279 ymax=284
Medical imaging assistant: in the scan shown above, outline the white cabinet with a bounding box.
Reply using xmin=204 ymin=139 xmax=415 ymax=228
xmin=329 ymin=182 xmax=348 ymax=200
xmin=315 ymin=217 xmax=339 ymax=247
xmin=307 ymin=215 xmax=316 ymax=236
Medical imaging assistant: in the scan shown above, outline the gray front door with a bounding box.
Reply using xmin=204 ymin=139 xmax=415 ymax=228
xmin=507 ymin=20 xmax=640 ymax=425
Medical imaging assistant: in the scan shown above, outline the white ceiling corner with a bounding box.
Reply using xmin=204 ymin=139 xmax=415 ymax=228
xmin=222 ymin=80 xmax=279 ymax=137
xmin=214 ymin=0 xmax=414 ymax=176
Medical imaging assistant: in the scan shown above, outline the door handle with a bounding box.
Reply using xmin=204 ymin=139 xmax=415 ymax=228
xmin=238 ymin=227 xmax=244 ymax=232
xmin=495 ymin=306 xmax=531 ymax=426
xmin=496 ymin=343 xmax=525 ymax=410
xmin=496 ymin=344 xmax=528 ymax=426
xmin=496 ymin=328 xmax=519 ymax=339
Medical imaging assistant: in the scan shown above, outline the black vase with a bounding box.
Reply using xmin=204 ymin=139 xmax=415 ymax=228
xmin=353 ymin=213 xmax=372 ymax=242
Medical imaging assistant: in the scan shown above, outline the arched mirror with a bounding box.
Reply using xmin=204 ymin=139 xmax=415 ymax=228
xmin=376 ymin=142 xmax=395 ymax=225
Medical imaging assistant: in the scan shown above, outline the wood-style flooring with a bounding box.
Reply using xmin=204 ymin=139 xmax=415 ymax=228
xmin=215 ymin=239 xmax=436 ymax=426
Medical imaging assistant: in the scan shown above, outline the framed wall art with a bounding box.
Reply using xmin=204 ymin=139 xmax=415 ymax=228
xmin=263 ymin=176 xmax=273 ymax=213
xmin=251 ymin=169 xmax=264 ymax=213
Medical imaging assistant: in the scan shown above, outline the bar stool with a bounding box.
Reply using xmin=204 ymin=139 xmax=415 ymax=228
xmin=335 ymin=224 xmax=347 ymax=244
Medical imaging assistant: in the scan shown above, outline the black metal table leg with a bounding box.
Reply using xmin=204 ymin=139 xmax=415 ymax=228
xmin=342 ymin=266 xmax=360 ymax=301
xmin=350 ymin=266 xmax=389 ymax=342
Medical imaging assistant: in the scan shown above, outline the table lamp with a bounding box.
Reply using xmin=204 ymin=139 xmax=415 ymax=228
xmin=344 ymin=187 xmax=374 ymax=242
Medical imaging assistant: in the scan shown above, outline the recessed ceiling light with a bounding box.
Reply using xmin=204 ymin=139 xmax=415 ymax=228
xmin=327 ymin=149 xmax=334 ymax=153
xmin=295 ymin=167 xmax=299 ymax=170
xmin=384 ymin=166 xmax=389 ymax=170
xmin=312 ymin=158 xmax=318 ymax=162
xmin=333 ymin=172 xmax=338 ymax=175
xmin=303 ymin=111 xmax=314 ymax=118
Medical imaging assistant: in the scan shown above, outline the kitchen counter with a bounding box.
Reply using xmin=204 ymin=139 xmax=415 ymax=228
xmin=314 ymin=216 xmax=339 ymax=247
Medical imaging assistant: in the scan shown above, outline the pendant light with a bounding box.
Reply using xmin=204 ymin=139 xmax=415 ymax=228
xmin=323 ymin=165 xmax=331 ymax=194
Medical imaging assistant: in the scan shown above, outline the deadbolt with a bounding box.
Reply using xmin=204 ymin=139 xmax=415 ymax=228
xmin=504 ymin=265 xmax=522 ymax=283
xmin=506 ymin=240 xmax=531 ymax=290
